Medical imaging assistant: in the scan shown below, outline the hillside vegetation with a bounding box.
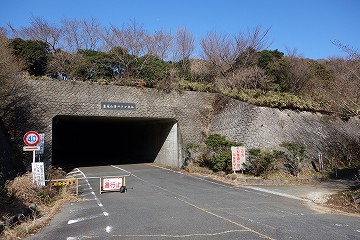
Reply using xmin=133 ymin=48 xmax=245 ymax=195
xmin=0 ymin=19 xmax=360 ymax=235
xmin=0 ymin=18 xmax=359 ymax=117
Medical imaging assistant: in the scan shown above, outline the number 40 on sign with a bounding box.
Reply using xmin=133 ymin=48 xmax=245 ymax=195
xmin=23 ymin=131 xmax=41 ymax=146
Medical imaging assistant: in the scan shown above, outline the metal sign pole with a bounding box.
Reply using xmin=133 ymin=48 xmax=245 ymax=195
xmin=32 ymin=150 xmax=36 ymax=183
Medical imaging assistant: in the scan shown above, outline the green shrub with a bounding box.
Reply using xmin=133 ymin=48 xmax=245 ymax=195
xmin=279 ymin=141 xmax=306 ymax=176
xmin=210 ymin=150 xmax=233 ymax=173
xmin=245 ymin=148 xmax=282 ymax=177
xmin=202 ymin=134 xmax=241 ymax=173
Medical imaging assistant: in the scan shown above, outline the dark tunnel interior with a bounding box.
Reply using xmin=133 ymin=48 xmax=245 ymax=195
xmin=52 ymin=115 xmax=177 ymax=168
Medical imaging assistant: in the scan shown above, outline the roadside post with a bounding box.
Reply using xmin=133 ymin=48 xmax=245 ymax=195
xmin=23 ymin=131 xmax=45 ymax=186
xmin=318 ymin=152 xmax=323 ymax=173
xmin=23 ymin=131 xmax=40 ymax=164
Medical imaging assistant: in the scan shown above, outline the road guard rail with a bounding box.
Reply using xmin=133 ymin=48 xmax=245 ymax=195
xmin=47 ymin=175 xmax=130 ymax=195
xmin=47 ymin=178 xmax=79 ymax=195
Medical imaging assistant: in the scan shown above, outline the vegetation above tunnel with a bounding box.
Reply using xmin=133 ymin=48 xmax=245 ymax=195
xmin=1 ymin=17 xmax=359 ymax=117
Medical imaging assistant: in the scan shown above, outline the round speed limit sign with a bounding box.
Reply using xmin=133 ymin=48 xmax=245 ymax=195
xmin=23 ymin=131 xmax=41 ymax=146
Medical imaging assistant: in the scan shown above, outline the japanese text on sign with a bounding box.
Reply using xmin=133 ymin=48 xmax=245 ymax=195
xmin=102 ymin=177 xmax=123 ymax=191
xmin=101 ymin=102 xmax=136 ymax=110
xmin=231 ymin=146 xmax=246 ymax=171
xmin=32 ymin=162 xmax=45 ymax=186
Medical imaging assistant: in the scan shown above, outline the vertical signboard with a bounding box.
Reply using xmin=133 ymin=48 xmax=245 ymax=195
xmin=32 ymin=162 xmax=45 ymax=186
xmin=231 ymin=146 xmax=246 ymax=172
xmin=35 ymin=133 xmax=45 ymax=155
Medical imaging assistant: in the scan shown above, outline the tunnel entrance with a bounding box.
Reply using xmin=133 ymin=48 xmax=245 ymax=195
xmin=52 ymin=115 xmax=181 ymax=168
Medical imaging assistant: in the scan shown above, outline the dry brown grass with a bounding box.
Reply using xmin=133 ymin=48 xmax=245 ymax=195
xmin=326 ymin=187 xmax=360 ymax=215
xmin=0 ymin=172 xmax=80 ymax=240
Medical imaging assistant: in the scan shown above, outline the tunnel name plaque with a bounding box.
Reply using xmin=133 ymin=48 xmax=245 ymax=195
xmin=101 ymin=102 xmax=136 ymax=110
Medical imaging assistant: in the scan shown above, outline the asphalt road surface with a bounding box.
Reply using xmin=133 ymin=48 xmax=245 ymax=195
xmin=26 ymin=164 xmax=360 ymax=240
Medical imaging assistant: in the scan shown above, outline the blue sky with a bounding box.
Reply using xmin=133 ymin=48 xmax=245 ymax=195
xmin=0 ymin=0 xmax=358 ymax=59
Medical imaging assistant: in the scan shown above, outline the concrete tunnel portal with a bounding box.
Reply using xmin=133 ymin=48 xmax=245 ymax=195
xmin=52 ymin=115 xmax=182 ymax=168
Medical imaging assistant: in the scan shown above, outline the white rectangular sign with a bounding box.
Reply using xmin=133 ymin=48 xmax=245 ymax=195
xmin=102 ymin=177 xmax=123 ymax=191
xmin=231 ymin=146 xmax=246 ymax=171
xmin=23 ymin=146 xmax=40 ymax=151
xmin=32 ymin=162 xmax=45 ymax=186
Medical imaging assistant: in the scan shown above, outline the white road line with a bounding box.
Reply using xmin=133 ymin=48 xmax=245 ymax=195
xmin=72 ymin=168 xmax=110 ymax=216
xmin=106 ymin=230 xmax=249 ymax=238
xmin=67 ymin=230 xmax=254 ymax=239
xmin=149 ymin=164 xmax=269 ymax=197
xmin=122 ymin=168 xmax=274 ymax=240
xmin=106 ymin=226 xmax=112 ymax=233
xmin=147 ymin=163 xmax=184 ymax=174
xmin=177 ymin=198 xmax=275 ymax=240
xmin=149 ymin=164 xmax=308 ymax=201
xmin=242 ymin=186 xmax=308 ymax=201
xmin=67 ymin=213 xmax=105 ymax=225
xmin=110 ymin=165 xmax=132 ymax=175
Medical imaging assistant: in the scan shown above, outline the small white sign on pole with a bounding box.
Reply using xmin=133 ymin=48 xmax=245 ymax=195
xmin=32 ymin=162 xmax=45 ymax=187
xmin=23 ymin=146 xmax=40 ymax=151
xmin=231 ymin=146 xmax=246 ymax=172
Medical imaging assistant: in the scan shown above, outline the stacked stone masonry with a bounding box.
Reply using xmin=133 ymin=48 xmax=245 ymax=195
xmin=22 ymin=79 xmax=360 ymax=166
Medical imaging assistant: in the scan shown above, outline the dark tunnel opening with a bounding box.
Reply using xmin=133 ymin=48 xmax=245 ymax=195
xmin=52 ymin=115 xmax=177 ymax=168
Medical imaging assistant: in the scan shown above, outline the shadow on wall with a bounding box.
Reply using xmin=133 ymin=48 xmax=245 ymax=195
xmin=1 ymin=83 xmax=47 ymax=170
xmin=0 ymin=119 xmax=25 ymax=183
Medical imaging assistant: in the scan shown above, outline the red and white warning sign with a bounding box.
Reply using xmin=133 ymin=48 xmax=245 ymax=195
xmin=231 ymin=146 xmax=246 ymax=171
xmin=23 ymin=131 xmax=40 ymax=146
xmin=100 ymin=176 xmax=126 ymax=194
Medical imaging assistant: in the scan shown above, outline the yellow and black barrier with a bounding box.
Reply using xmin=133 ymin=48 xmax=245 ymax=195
xmin=49 ymin=178 xmax=78 ymax=195
xmin=50 ymin=178 xmax=78 ymax=186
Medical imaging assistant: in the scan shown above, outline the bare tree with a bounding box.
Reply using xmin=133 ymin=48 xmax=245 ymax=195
xmin=330 ymin=40 xmax=360 ymax=115
xmin=173 ymin=28 xmax=195 ymax=62
xmin=19 ymin=16 xmax=62 ymax=52
xmin=332 ymin=40 xmax=360 ymax=61
xmin=284 ymin=57 xmax=311 ymax=93
xmin=234 ymin=26 xmax=271 ymax=69
xmin=103 ymin=20 xmax=151 ymax=77
xmin=0 ymin=35 xmax=24 ymax=119
xmin=200 ymin=31 xmax=239 ymax=76
xmin=48 ymin=51 xmax=82 ymax=80
xmin=200 ymin=26 xmax=271 ymax=77
xmin=61 ymin=18 xmax=82 ymax=52
xmin=80 ymin=18 xmax=102 ymax=50
xmin=103 ymin=19 xmax=148 ymax=57
xmin=149 ymin=29 xmax=172 ymax=60
xmin=285 ymin=46 xmax=303 ymax=59
xmin=215 ymin=66 xmax=269 ymax=89
xmin=61 ymin=18 xmax=102 ymax=52
xmin=0 ymin=27 xmax=7 ymax=37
